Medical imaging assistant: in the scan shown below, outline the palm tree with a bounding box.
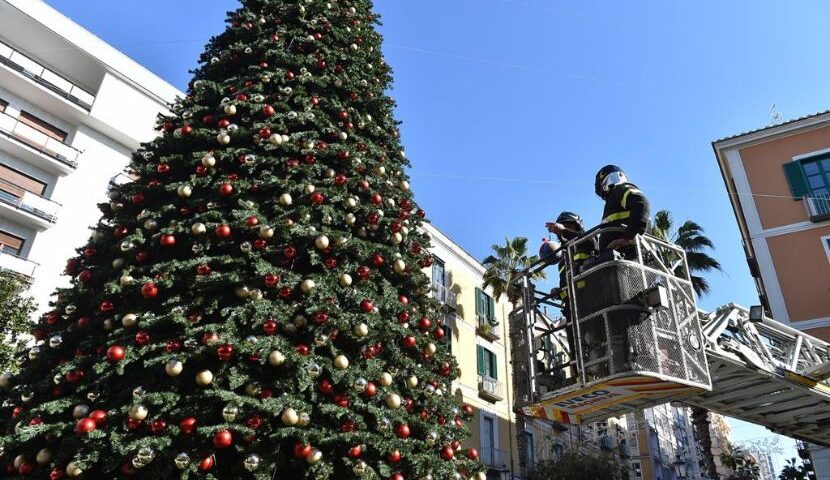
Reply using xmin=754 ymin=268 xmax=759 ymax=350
xmin=482 ymin=237 xmax=545 ymax=305
xmin=651 ymin=210 xmax=723 ymax=297
xmin=652 ymin=210 xmax=723 ymax=479
xmin=482 ymin=237 xmax=545 ymax=478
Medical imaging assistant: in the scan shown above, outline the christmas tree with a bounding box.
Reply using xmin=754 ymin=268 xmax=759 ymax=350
xmin=0 ymin=1 xmax=483 ymax=479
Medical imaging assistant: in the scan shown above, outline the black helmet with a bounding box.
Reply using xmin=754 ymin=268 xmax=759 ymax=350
xmin=556 ymin=211 xmax=584 ymax=232
xmin=595 ymin=165 xmax=628 ymax=198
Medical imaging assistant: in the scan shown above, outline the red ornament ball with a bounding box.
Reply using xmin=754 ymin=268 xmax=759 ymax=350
xmin=440 ymin=445 xmax=455 ymax=460
xmin=294 ymin=443 xmax=313 ymax=459
xmin=219 ymin=183 xmax=234 ymax=196
xmin=141 ymin=282 xmax=158 ymax=299
xmin=371 ymin=253 xmax=384 ymax=266
xmin=347 ymin=445 xmax=362 ymax=459
xmin=262 ymin=319 xmax=278 ymax=335
xmin=199 ymin=455 xmax=215 ymax=472
xmin=402 ymin=336 xmax=417 ymax=348
xmin=309 ymin=192 xmax=325 ymax=204
xmin=89 ymin=409 xmax=108 ymax=426
xmin=262 ymin=105 xmax=275 ymax=117
xmin=135 ymin=331 xmax=151 ymax=346
xmin=106 ymin=345 xmax=125 ymax=362
xmin=217 ymin=344 xmax=234 ymax=361
xmin=75 ymin=417 xmax=97 ymax=434
xmin=212 ymin=429 xmax=233 ymax=448
xmin=359 ymin=299 xmax=374 ymax=313
xmin=215 ymin=225 xmax=231 ymax=238
xmin=395 ymin=423 xmax=410 ymax=439
xmin=180 ymin=417 xmax=197 ymax=434
xmin=160 ymin=234 xmax=176 ymax=246
xmin=388 ymin=449 xmax=401 ymax=463
xmin=467 ymin=448 xmax=479 ymax=460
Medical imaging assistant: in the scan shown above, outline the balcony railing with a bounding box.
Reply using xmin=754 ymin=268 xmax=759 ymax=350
xmin=0 ymin=40 xmax=95 ymax=110
xmin=0 ymin=250 xmax=38 ymax=279
xmin=805 ymin=193 xmax=830 ymax=222
xmin=0 ymin=110 xmax=80 ymax=168
xmin=0 ymin=178 xmax=60 ymax=224
xmin=478 ymin=374 xmax=504 ymax=401
xmin=477 ymin=313 xmax=501 ymax=340
xmin=480 ymin=447 xmax=510 ymax=470
xmin=431 ymin=282 xmax=457 ymax=311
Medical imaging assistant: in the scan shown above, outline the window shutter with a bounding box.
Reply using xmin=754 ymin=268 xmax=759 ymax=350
xmin=488 ymin=295 xmax=496 ymax=322
xmin=475 ymin=287 xmax=483 ymax=316
xmin=476 ymin=345 xmax=484 ymax=375
xmin=490 ymin=351 xmax=498 ymax=380
xmin=783 ymin=161 xmax=810 ymax=199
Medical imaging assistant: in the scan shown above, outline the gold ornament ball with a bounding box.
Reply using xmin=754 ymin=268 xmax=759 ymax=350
xmin=259 ymin=226 xmax=274 ymax=239
xmin=268 ymin=350 xmax=285 ymax=367
xmin=165 ymin=359 xmax=183 ymax=377
xmin=297 ymin=412 xmax=311 ymax=427
xmin=353 ymin=323 xmax=369 ymax=338
xmin=249 ymin=289 xmax=263 ymax=300
xmin=0 ymin=372 xmax=13 ymax=389
xmin=191 ymin=223 xmax=207 ymax=235
xmin=339 ymin=274 xmax=353 ymax=287
xmin=245 ymin=383 xmax=261 ymax=397
xmin=346 ymin=213 xmax=357 ymax=226
xmin=353 ymin=460 xmax=367 ymax=475
xmin=399 ymin=180 xmax=410 ymax=191
xmin=345 ymin=197 xmax=357 ymax=209
xmin=177 ymin=185 xmax=192 ymax=198
xmin=217 ymin=133 xmax=231 ymax=145
xmin=314 ymin=235 xmax=330 ymax=250
xmin=475 ymin=473 xmax=486 ymax=480
xmin=72 ymin=404 xmax=89 ymax=418
xmin=224 ymin=104 xmax=237 ymax=115
xmin=280 ymin=407 xmax=299 ymax=426
xmin=143 ymin=219 xmax=158 ymax=231
xmin=66 ymin=462 xmax=83 ymax=478
xmin=393 ymin=259 xmax=406 ymax=273
xmin=385 ymin=393 xmax=402 ymax=409
xmin=279 ymin=193 xmax=293 ymax=206
xmin=392 ymin=232 xmax=403 ymax=244
xmin=36 ymin=448 xmax=52 ymax=465
xmin=122 ymin=313 xmax=138 ymax=328
xmin=424 ymin=342 xmax=437 ymax=356
xmin=306 ymin=449 xmax=323 ymax=465
xmin=195 ymin=370 xmax=214 ymax=387
xmin=112 ymin=258 xmax=125 ymax=269
xmin=119 ymin=275 xmax=134 ymax=286
xmin=13 ymin=455 xmax=24 ymax=469
xmin=333 ymin=355 xmax=349 ymax=370
xmin=406 ymin=376 xmax=419 ymax=388
xmin=202 ymin=154 xmax=216 ymax=167
xmin=300 ymin=279 xmax=315 ymax=294
xmin=379 ymin=372 xmax=393 ymax=386
xmin=128 ymin=404 xmax=149 ymax=421
xmin=304 ymin=184 xmax=316 ymax=194
xmin=269 ymin=133 xmax=283 ymax=145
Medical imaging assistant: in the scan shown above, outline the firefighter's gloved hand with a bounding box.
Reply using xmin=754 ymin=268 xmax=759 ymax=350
xmin=546 ymin=222 xmax=565 ymax=234
xmin=607 ymin=238 xmax=633 ymax=250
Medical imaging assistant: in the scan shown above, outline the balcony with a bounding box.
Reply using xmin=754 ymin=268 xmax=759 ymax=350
xmin=0 ymin=250 xmax=37 ymax=280
xmin=480 ymin=447 xmax=510 ymax=471
xmin=477 ymin=313 xmax=501 ymax=341
xmin=0 ymin=178 xmax=60 ymax=229
xmin=805 ymin=194 xmax=830 ymax=222
xmin=478 ymin=374 xmax=504 ymax=402
xmin=0 ymin=40 xmax=95 ymax=110
xmin=431 ymin=282 xmax=457 ymax=312
xmin=0 ymin=110 xmax=80 ymax=173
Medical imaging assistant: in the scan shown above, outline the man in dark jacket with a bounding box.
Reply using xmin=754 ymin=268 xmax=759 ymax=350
xmin=594 ymin=165 xmax=651 ymax=258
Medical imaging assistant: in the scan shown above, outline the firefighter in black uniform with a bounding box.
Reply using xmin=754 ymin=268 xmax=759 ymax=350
xmin=546 ymin=212 xmax=596 ymax=384
xmin=594 ymin=165 xmax=652 ymax=373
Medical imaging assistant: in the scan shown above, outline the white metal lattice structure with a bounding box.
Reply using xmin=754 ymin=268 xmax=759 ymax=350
xmin=684 ymin=304 xmax=830 ymax=446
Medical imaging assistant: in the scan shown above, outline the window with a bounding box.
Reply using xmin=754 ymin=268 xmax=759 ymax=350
xmin=524 ymin=431 xmax=536 ymax=466
xmin=481 ymin=415 xmax=496 ymax=466
xmin=475 ymin=287 xmax=496 ymax=325
xmin=784 ymin=154 xmax=830 ymax=219
xmin=822 ymin=236 xmax=830 ymax=263
xmin=442 ymin=322 xmax=452 ymax=355
xmin=18 ymin=111 xmax=67 ymax=142
xmin=432 ymin=256 xmax=446 ymax=287
xmin=0 ymin=164 xmax=46 ymax=198
xmin=0 ymin=98 xmax=7 ymax=112
xmin=0 ymin=230 xmax=24 ymax=255
xmin=632 ymin=461 xmax=643 ymax=478
xmin=477 ymin=345 xmax=497 ymax=379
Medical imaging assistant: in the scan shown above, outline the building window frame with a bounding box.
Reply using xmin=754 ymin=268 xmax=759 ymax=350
xmin=18 ymin=111 xmax=68 ymax=142
xmin=0 ymin=229 xmax=25 ymax=256
xmin=477 ymin=344 xmax=498 ymax=380
xmin=524 ymin=430 xmax=536 ymax=466
xmin=632 ymin=461 xmax=643 ymax=478
xmin=822 ymin=235 xmax=830 ymax=264
xmin=784 ymin=154 xmax=830 ymax=221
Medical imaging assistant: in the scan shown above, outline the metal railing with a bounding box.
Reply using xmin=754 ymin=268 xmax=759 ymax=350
xmin=0 ymin=40 xmax=95 ymax=110
xmin=805 ymin=193 xmax=830 ymax=221
xmin=430 ymin=282 xmax=457 ymax=308
xmin=0 ymin=250 xmax=38 ymax=279
xmin=0 ymin=178 xmax=59 ymax=223
xmin=476 ymin=312 xmax=501 ymax=339
xmin=478 ymin=374 xmax=504 ymax=400
xmin=480 ymin=447 xmax=510 ymax=470
xmin=0 ymin=110 xmax=80 ymax=167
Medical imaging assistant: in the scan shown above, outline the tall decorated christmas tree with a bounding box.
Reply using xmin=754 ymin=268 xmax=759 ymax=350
xmin=0 ymin=1 xmax=483 ymax=479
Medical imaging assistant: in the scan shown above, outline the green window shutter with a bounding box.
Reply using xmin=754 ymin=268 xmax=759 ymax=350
xmin=783 ymin=161 xmax=810 ymax=199
xmin=490 ymin=350 xmax=498 ymax=380
xmin=477 ymin=345 xmax=484 ymax=375
xmin=488 ymin=295 xmax=496 ymax=321
xmin=475 ymin=287 xmax=483 ymax=316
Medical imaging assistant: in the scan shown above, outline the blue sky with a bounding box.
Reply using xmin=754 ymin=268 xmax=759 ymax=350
xmin=45 ymin=0 xmax=830 ymax=471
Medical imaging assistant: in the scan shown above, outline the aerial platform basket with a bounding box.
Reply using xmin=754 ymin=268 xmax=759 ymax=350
xmin=511 ymin=228 xmax=712 ymax=425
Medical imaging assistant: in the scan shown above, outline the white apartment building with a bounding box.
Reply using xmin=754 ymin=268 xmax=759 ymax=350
xmin=0 ymin=0 xmax=179 ymax=312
